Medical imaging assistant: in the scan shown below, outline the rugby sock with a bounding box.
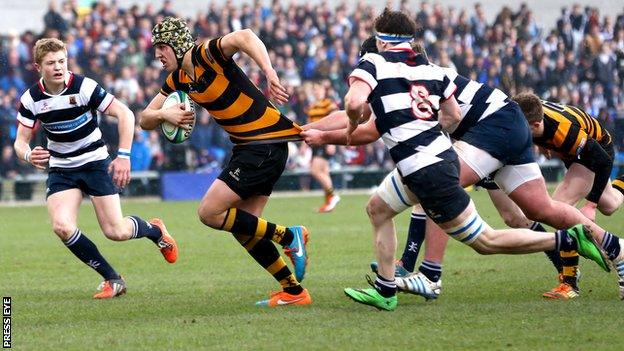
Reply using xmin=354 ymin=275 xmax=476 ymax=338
xmin=400 ymin=211 xmax=426 ymax=272
xmin=220 ymin=208 xmax=294 ymax=246
xmin=375 ymin=274 xmax=397 ymax=298
xmin=533 ymin=222 xmax=564 ymax=273
xmin=64 ymin=229 xmax=120 ymax=280
xmin=232 ymin=233 xmax=303 ymax=294
xmin=560 ymin=250 xmax=579 ymax=289
xmin=612 ymin=176 xmax=624 ymax=196
xmin=127 ymin=215 xmax=162 ymax=244
xmin=418 ymin=260 xmax=442 ymax=282
xmin=601 ymin=232 xmax=621 ymax=261
xmin=555 ymin=229 xmax=577 ymax=252
xmin=325 ymin=187 xmax=334 ymax=197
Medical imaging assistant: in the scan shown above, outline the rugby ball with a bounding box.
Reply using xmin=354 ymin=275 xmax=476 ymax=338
xmin=160 ymin=91 xmax=196 ymax=144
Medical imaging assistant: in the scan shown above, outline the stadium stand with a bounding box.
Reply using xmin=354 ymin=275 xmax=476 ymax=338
xmin=0 ymin=0 xmax=623 ymax=199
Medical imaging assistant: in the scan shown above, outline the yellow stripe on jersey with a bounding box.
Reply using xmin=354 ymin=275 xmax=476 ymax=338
xmin=159 ymin=38 xmax=302 ymax=144
xmin=539 ymin=100 xmax=610 ymax=157
xmin=209 ymin=93 xmax=254 ymax=119
xmin=221 ymin=108 xmax=281 ymax=133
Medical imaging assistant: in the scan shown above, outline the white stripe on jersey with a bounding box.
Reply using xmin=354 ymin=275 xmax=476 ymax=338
xmin=381 ymin=92 xmax=411 ymax=113
xmin=17 ymin=90 xmax=36 ymax=127
xmin=384 ymin=119 xmax=440 ymax=144
xmin=376 ymin=61 xmax=447 ymax=82
xmin=47 ymin=128 xmax=103 ymax=154
xmin=350 ymin=68 xmax=378 ymax=90
xmin=457 ymin=80 xmax=483 ymax=104
xmin=479 ymin=89 xmax=509 ymax=121
xmin=395 ymin=136 xmax=453 ymax=176
xmin=49 ymin=145 xmax=108 ymax=168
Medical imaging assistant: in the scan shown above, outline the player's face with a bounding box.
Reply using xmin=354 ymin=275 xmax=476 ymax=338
xmin=36 ymin=51 xmax=68 ymax=86
xmin=529 ymin=120 xmax=544 ymax=137
xmin=155 ymin=44 xmax=177 ymax=71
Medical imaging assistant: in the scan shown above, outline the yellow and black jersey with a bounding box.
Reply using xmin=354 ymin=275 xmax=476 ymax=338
xmin=160 ymin=38 xmax=302 ymax=144
xmin=534 ymin=100 xmax=611 ymax=158
xmin=307 ymin=98 xmax=338 ymax=124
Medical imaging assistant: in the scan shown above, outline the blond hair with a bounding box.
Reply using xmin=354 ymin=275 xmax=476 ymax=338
xmin=34 ymin=38 xmax=67 ymax=64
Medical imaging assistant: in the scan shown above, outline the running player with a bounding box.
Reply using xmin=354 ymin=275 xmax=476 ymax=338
xmin=307 ymin=81 xmax=340 ymax=212
xmin=13 ymin=38 xmax=178 ymax=299
xmin=139 ymin=17 xmax=311 ymax=307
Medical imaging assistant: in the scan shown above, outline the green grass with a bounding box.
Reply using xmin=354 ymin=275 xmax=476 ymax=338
xmin=1 ymin=191 xmax=623 ymax=350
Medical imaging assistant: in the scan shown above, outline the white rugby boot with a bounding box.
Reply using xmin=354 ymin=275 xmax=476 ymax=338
xmin=395 ymin=271 xmax=441 ymax=300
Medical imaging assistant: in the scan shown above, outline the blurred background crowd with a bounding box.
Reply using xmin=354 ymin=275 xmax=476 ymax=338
xmin=1 ymin=0 xmax=624 ymax=181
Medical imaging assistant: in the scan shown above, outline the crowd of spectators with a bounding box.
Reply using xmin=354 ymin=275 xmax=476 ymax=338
xmin=0 ymin=0 xmax=623 ymax=181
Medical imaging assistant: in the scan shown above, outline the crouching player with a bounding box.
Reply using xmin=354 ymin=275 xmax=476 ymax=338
xmin=13 ymin=38 xmax=178 ymax=299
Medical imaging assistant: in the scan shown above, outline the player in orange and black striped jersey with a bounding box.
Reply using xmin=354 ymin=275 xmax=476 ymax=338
xmin=307 ymin=81 xmax=341 ymax=212
xmin=514 ymin=92 xmax=624 ymax=221
xmin=140 ymin=17 xmax=311 ymax=307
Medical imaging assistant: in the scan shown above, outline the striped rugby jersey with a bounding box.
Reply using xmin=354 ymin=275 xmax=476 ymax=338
xmin=17 ymin=72 xmax=114 ymax=168
xmin=161 ymin=38 xmax=302 ymax=145
xmin=535 ymin=100 xmax=611 ymax=158
xmin=349 ymin=43 xmax=457 ymax=176
xmin=442 ymin=68 xmax=509 ymax=140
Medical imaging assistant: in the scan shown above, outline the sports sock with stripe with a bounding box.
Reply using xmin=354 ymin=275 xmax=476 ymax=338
xmin=400 ymin=211 xmax=426 ymax=272
xmin=418 ymin=260 xmax=442 ymax=282
xmin=560 ymin=250 xmax=579 ymax=289
xmin=375 ymin=274 xmax=397 ymax=298
xmin=232 ymin=233 xmax=303 ymax=295
xmin=601 ymin=232 xmax=622 ymax=261
xmin=64 ymin=229 xmax=120 ymax=280
xmin=221 ymin=208 xmax=294 ymax=246
xmin=554 ymin=229 xmax=580 ymax=288
xmin=533 ymin=222 xmax=564 ymax=273
xmin=127 ymin=215 xmax=162 ymax=244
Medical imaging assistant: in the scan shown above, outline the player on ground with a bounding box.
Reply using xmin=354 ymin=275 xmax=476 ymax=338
xmin=13 ymin=38 xmax=178 ymax=299
xmin=307 ymin=81 xmax=340 ymax=212
xmin=139 ymin=17 xmax=311 ymax=307
xmin=306 ymin=9 xmax=609 ymax=311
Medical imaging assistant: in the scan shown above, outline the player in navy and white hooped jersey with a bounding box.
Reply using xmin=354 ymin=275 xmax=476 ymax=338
xmin=332 ymin=10 xmax=607 ymax=311
xmin=13 ymin=38 xmax=178 ymax=299
xmin=17 ymin=70 xmax=114 ymax=169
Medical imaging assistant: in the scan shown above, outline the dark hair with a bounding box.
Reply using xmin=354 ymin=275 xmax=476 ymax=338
xmin=513 ymin=92 xmax=544 ymax=123
xmin=359 ymin=36 xmax=378 ymax=57
xmin=373 ymin=8 xmax=418 ymax=37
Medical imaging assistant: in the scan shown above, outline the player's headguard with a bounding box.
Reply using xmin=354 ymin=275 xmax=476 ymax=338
xmin=152 ymin=17 xmax=195 ymax=65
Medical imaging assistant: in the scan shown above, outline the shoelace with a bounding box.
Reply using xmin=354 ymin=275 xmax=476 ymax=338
xmin=158 ymin=239 xmax=172 ymax=249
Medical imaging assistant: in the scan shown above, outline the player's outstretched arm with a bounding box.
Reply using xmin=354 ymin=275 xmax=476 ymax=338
xmin=219 ymin=29 xmax=288 ymax=104
xmin=140 ymin=93 xmax=193 ymax=130
xmin=302 ymin=119 xmax=380 ymax=146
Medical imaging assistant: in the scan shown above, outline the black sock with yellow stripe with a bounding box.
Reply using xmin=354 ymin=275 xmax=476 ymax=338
xmin=232 ymin=233 xmax=303 ymax=295
xmin=220 ymin=208 xmax=294 ymax=246
xmin=560 ymin=250 xmax=579 ymax=289
xmin=613 ymin=176 xmax=624 ymax=196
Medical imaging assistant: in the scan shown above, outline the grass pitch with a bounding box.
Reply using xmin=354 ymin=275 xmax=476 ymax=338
xmin=1 ymin=190 xmax=623 ymax=350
